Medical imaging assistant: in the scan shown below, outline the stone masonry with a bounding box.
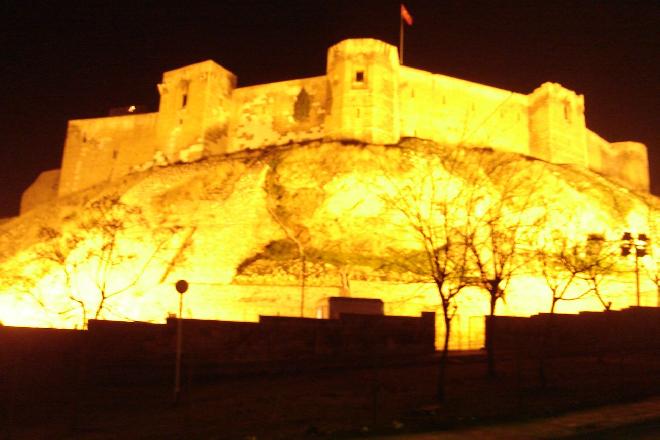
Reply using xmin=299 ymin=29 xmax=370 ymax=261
xmin=21 ymin=39 xmax=650 ymax=212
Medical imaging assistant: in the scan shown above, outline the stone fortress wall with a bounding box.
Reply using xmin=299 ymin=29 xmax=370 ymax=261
xmin=22 ymin=38 xmax=650 ymax=212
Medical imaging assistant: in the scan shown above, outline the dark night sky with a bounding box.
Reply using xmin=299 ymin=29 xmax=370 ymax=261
xmin=1 ymin=0 xmax=658 ymax=217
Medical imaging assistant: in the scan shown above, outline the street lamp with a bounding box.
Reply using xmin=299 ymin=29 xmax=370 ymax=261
xmin=620 ymin=232 xmax=649 ymax=307
xmin=174 ymin=279 xmax=188 ymax=403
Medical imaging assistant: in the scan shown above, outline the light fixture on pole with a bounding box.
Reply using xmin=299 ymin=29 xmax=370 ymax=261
xmin=620 ymin=232 xmax=649 ymax=307
xmin=174 ymin=279 xmax=188 ymax=403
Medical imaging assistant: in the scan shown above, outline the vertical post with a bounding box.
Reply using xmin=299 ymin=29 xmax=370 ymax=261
xmin=399 ymin=15 xmax=404 ymax=64
xmin=634 ymin=253 xmax=640 ymax=307
xmin=399 ymin=4 xmax=413 ymax=64
xmin=174 ymin=279 xmax=188 ymax=403
xmin=300 ymin=254 xmax=306 ymax=317
xmin=621 ymin=232 xmax=646 ymax=308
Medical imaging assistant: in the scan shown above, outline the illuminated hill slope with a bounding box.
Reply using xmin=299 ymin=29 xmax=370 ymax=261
xmin=0 ymin=139 xmax=657 ymax=345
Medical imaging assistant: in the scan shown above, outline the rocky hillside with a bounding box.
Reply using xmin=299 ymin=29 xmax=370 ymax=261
xmin=0 ymin=139 xmax=657 ymax=330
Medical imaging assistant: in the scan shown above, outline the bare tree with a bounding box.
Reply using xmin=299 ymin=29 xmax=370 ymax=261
xmin=32 ymin=195 xmax=181 ymax=327
xmin=34 ymin=226 xmax=88 ymax=325
xmin=266 ymin=204 xmax=310 ymax=316
xmin=573 ymin=234 xmax=620 ymax=311
xmin=0 ymin=263 xmax=63 ymax=326
xmin=464 ymin=156 xmax=548 ymax=378
xmin=535 ymin=232 xmax=615 ymax=386
xmin=379 ymin=144 xmax=474 ymax=401
xmin=258 ymin=157 xmax=318 ymax=317
xmin=537 ymin=232 xmax=604 ymax=313
xmin=643 ymin=251 xmax=660 ymax=307
xmin=642 ymin=204 xmax=660 ymax=306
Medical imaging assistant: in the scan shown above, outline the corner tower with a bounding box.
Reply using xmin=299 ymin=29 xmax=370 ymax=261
xmin=325 ymin=39 xmax=400 ymax=144
xmin=156 ymin=60 xmax=236 ymax=162
xmin=528 ymin=82 xmax=588 ymax=167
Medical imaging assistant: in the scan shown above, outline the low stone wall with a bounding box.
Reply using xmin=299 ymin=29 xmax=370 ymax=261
xmin=87 ymin=311 xmax=436 ymax=363
xmin=488 ymin=306 xmax=660 ymax=357
xmin=0 ymin=326 xmax=84 ymax=390
xmin=0 ymin=311 xmax=435 ymax=385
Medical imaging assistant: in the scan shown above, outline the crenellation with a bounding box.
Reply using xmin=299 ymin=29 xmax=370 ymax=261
xmin=21 ymin=38 xmax=650 ymax=213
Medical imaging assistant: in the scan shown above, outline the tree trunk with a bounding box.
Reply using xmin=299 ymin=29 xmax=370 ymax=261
xmin=486 ymin=295 xmax=497 ymax=378
xmin=437 ymin=308 xmax=451 ymax=402
xmin=538 ymin=311 xmax=554 ymax=389
xmin=299 ymin=253 xmax=306 ymax=317
xmin=95 ymin=293 xmax=106 ymax=320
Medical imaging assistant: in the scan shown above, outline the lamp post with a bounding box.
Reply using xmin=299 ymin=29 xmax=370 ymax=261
xmin=174 ymin=279 xmax=188 ymax=403
xmin=620 ymin=232 xmax=649 ymax=307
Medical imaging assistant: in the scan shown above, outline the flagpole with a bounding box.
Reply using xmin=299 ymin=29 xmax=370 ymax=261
xmin=399 ymin=13 xmax=404 ymax=64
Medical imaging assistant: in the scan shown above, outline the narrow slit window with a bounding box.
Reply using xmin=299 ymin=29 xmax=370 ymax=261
xmin=182 ymin=93 xmax=188 ymax=108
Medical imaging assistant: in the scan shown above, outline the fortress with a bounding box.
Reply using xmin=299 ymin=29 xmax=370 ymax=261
xmin=7 ymin=38 xmax=658 ymax=342
xmin=22 ymin=38 xmax=650 ymax=212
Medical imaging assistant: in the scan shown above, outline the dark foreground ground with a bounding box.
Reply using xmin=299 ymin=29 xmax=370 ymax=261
xmin=2 ymin=350 xmax=659 ymax=439
xmin=376 ymin=396 xmax=660 ymax=439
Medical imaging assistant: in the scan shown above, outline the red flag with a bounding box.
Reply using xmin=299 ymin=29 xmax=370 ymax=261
xmin=400 ymin=4 xmax=413 ymax=26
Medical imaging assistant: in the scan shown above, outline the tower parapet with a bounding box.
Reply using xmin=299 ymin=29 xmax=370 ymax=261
xmin=156 ymin=60 xmax=236 ymax=162
xmin=528 ymin=82 xmax=588 ymax=167
xmin=325 ymin=39 xmax=400 ymax=144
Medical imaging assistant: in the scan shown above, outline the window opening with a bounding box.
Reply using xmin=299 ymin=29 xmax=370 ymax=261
xmin=182 ymin=93 xmax=188 ymax=108
xmin=293 ymin=88 xmax=311 ymax=122
xmin=355 ymin=71 xmax=364 ymax=82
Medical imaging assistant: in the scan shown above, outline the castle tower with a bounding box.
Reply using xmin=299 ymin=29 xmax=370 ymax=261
xmin=156 ymin=60 xmax=236 ymax=162
xmin=325 ymin=39 xmax=400 ymax=144
xmin=528 ymin=82 xmax=588 ymax=166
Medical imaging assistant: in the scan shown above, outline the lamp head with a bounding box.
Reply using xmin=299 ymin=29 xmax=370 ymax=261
xmin=175 ymin=280 xmax=189 ymax=294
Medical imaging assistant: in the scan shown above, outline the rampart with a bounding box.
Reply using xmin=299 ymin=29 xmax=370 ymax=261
xmin=21 ymin=38 xmax=650 ymax=212
xmin=399 ymin=66 xmax=530 ymax=154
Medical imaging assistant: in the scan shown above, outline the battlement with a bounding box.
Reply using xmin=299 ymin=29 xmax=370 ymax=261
xmin=529 ymin=82 xmax=588 ymax=166
xmin=21 ymin=39 xmax=650 ymax=212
